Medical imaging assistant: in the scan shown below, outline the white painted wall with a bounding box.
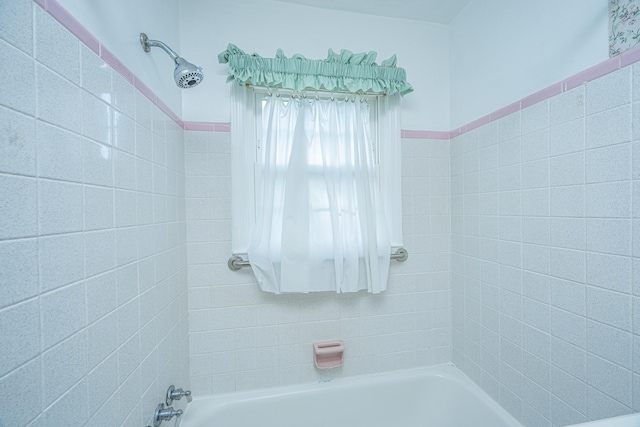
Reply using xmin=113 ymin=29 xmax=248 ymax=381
xmin=57 ymin=0 xmax=184 ymax=116
xmin=180 ymin=0 xmax=450 ymax=131
xmin=449 ymin=0 xmax=608 ymax=129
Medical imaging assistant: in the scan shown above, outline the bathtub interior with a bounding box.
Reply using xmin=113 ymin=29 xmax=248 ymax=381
xmin=180 ymin=365 xmax=523 ymax=427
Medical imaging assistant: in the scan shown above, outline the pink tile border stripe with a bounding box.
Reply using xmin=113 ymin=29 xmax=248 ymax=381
xmin=37 ymin=0 xmax=640 ymax=137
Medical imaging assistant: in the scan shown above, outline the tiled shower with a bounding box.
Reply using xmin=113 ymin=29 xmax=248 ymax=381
xmin=0 ymin=1 xmax=639 ymax=427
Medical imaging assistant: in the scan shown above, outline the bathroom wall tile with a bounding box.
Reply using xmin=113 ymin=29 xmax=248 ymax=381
xmin=0 ymin=238 xmax=38 ymax=309
xmin=116 ymin=227 xmax=138 ymax=267
xmin=587 ymin=354 xmax=632 ymax=406
xmin=38 ymin=179 xmax=83 ymax=235
xmin=550 ymin=218 xmax=586 ymax=250
xmin=0 ymin=298 xmax=40 ymax=378
xmin=36 ymin=64 xmax=81 ymax=133
xmin=113 ymin=150 xmax=136 ymax=191
xmin=80 ymin=45 xmax=111 ymax=103
xmin=113 ymin=111 xmax=136 ymax=154
xmin=586 ymin=105 xmax=632 ymax=149
xmin=550 ymin=186 xmax=584 ymax=217
xmin=85 ymin=271 xmax=116 ymax=324
xmin=498 ymin=113 xmax=521 ymax=142
xmin=84 ymin=229 xmax=116 ymax=277
xmin=42 ymin=331 xmax=87 ymax=407
xmin=82 ymin=91 xmax=112 ymax=145
xmin=0 ymin=40 xmax=35 ymax=116
xmin=41 ymin=281 xmax=86 ymax=349
xmin=586 ymin=386 xmax=633 ymax=421
xmin=550 ymin=152 xmax=584 ymax=187
xmin=87 ymin=353 xmax=118 ymax=416
xmin=551 ymin=337 xmax=586 ymax=381
xmin=586 ymin=182 xmax=631 ymax=218
xmin=549 ymin=118 xmax=585 ymax=157
xmin=522 ymin=217 xmax=550 ymax=246
xmin=82 ymin=139 xmax=113 ymax=187
xmin=586 ymin=252 xmax=631 ymax=294
xmin=586 ymin=286 xmax=631 ymax=331
xmin=43 ymin=380 xmax=88 ymax=427
xmin=521 ymin=129 xmax=549 ymax=163
xmin=34 ymin=7 xmax=80 ymax=84
xmin=587 ymin=320 xmax=632 ymax=369
xmin=550 ymin=277 xmax=586 ymax=316
xmin=36 ymin=121 xmax=82 ymax=182
xmin=38 ymin=232 xmax=83 ymax=293
xmin=0 ymin=358 xmax=42 ymax=427
xmin=87 ymin=311 xmax=118 ymax=369
xmin=499 ymin=164 xmax=521 ymax=191
xmin=521 ymin=189 xmax=550 ymax=217
xmin=84 ymin=185 xmax=114 ymax=231
xmin=586 ymin=67 xmax=631 ymax=115
xmin=0 ymin=0 xmax=33 ymax=54
xmin=114 ymin=190 xmax=138 ymax=227
xmin=498 ymin=138 xmax=521 ymax=166
xmin=585 ymin=143 xmax=631 ymax=183
xmin=112 ymin=73 xmax=136 ymax=119
xmin=549 ymin=86 xmax=585 ymax=127
xmin=521 ymin=159 xmax=549 ymax=189
xmin=586 ymin=219 xmax=631 ymax=256
xmin=135 ymin=90 xmax=154 ymax=131
xmin=0 ymin=174 xmax=37 ymax=238
xmin=521 ymin=101 xmax=549 ymax=135
xmin=550 ymin=248 xmax=585 ymax=283
xmin=118 ymin=334 xmax=140 ymax=384
xmin=550 ymin=366 xmax=587 ymax=414
xmin=0 ymin=106 xmax=36 ymax=176
xmin=550 ymin=307 xmax=586 ymax=348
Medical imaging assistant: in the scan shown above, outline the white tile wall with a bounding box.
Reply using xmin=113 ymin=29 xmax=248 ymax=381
xmin=0 ymin=2 xmax=189 ymax=426
xmin=452 ymin=63 xmax=640 ymax=426
xmin=185 ymin=131 xmax=452 ymax=395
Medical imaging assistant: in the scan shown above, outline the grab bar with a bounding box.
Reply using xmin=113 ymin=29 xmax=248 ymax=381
xmin=227 ymin=247 xmax=408 ymax=271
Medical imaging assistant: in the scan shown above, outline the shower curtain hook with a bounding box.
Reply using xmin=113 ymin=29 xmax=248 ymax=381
xmin=276 ymin=88 xmax=280 ymax=97
xmin=315 ymin=90 xmax=319 ymax=101
xmin=267 ymin=87 xmax=272 ymax=97
xmin=330 ymin=92 xmax=335 ymax=102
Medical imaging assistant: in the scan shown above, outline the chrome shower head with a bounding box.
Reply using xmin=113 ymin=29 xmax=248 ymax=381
xmin=140 ymin=33 xmax=204 ymax=89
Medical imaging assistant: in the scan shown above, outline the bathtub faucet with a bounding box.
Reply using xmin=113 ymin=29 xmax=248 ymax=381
xmin=166 ymin=385 xmax=192 ymax=405
xmin=153 ymin=403 xmax=182 ymax=427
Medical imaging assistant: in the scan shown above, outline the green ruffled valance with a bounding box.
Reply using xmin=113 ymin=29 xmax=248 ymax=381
xmin=218 ymin=43 xmax=413 ymax=96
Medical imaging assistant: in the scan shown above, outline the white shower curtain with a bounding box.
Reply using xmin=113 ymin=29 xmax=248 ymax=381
xmin=247 ymin=95 xmax=391 ymax=294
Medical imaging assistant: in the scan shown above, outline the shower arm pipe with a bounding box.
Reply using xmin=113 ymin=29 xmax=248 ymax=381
xmin=141 ymin=36 xmax=180 ymax=62
xmin=227 ymin=248 xmax=408 ymax=271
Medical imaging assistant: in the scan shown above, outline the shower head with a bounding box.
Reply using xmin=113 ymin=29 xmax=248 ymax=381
xmin=140 ymin=33 xmax=204 ymax=89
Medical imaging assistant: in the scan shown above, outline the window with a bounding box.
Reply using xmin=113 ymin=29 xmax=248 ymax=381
xmin=230 ymin=84 xmax=403 ymax=293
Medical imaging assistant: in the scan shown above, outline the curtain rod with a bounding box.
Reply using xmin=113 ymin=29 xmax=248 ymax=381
xmin=227 ymin=248 xmax=408 ymax=271
xmin=245 ymin=83 xmax=387 ymax=98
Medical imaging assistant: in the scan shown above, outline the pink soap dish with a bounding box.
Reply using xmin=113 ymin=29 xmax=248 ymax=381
xmin=313 ymin=340 xmax=344 ymax=369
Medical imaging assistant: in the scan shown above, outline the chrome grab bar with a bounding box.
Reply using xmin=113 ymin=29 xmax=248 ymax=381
xmin=228 ymin=248 xmax=408 ymax=271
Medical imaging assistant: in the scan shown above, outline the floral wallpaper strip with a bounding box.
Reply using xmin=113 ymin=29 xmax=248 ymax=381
xmin=610 ymin=0 xmax=640 ymax=56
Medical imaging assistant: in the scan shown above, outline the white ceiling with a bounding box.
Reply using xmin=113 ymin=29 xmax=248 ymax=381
xmin=272 ymin=0 xmax=472 ymax=24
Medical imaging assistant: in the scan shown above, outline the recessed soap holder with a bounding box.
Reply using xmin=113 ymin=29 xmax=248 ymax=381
xmin=313 ymin=340 xmax=344 ymax=369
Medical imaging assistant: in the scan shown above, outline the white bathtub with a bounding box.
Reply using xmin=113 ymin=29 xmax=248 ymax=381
xmin=180 ymin=364 xmax=523 ymax=427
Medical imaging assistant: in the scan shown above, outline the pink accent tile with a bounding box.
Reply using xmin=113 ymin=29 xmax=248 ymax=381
xmin=465 ymin=114 xmax=492 ymax=132
xmin=521 ymin=82 xmax=563 ymax=109
xmin=449 ymin=128 xmax=464 ymax=139
xmin=401 ymin=130 xmax=429 ymax=139
xmin=34 ymin=0 xmax=45 ymax=8
xmin=564 ymin=56 xmax=621 ymax=90
xmin=100 ymin=46 xmax=134 ymax=84
xmin=183 ymin=122 xmax=215 ymax=131
xmin=213 ymin=122 xmax=231 ymax=132
xmin=157 ymin=98 xmax=181 ymax=124
xmin=45 ymin=0 xmax=99 ymax=54
xmin=490 ymin=101 xmax=521 ymax=121
xmin=133 ymin=77 xmax=157 ymax=104
xmin=620 ymin=45 xmax=640 ymax=67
